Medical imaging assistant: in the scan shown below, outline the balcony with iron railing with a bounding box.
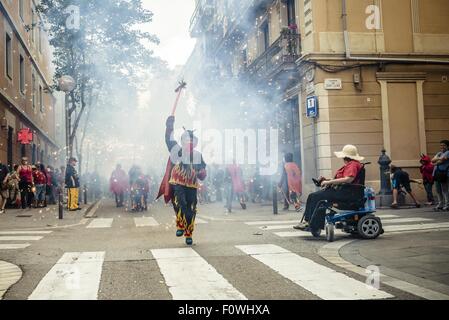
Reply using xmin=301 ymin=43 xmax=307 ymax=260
xmin=245 ymin=29 xmax=301 ymax=81
xmin=190 ymin=0 xmax=215 ymax=37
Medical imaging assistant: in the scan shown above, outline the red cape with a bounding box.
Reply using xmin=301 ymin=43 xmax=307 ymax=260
xmin=285 ymin=163 xmax=302 ymax=195
xmin=156 ymin=159 xmax=173 ymax=204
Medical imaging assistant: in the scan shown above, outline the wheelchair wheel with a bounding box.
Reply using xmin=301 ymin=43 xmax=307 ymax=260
xmin=325 ymin=223 xmax=335 ymax=242
xmin=357 ymin=215 xmax=382 ymax=239
xmin=311 ymin=228 xmax=321 ymax=238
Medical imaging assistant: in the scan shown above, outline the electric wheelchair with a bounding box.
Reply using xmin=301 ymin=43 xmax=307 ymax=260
xmin=307 ymin=163 xmax=384 ymax=242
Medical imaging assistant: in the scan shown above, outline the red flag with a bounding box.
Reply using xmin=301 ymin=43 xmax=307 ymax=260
xmin=156 ymin=159 xmax=173 ymax=204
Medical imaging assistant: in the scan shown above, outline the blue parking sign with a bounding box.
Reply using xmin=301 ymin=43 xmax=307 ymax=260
xmin=306 ymin=96 xmax=318 ymax=118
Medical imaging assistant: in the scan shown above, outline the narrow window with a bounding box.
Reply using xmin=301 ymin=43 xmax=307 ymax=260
xmin=32 ymin=73 xmax=36 ymax=109
xmin=19 ymin=55 xmax=25 ymax=94
xmin=19 ymin=0 xmax=25 ymax=21
xmin=5 ymin=33 xmax=13 ymax=79
xmin=38 ymin=26 xmax=42 ymax=53
xmin=39 ymin=85 xmax=44 ymax=112
xmin=31 ymin=8 xmax=35 ymax=43
xmin=261 ymin=21 xmax=269 ymax=51
xmin=287 ymin=0 xmax=296 ymax=26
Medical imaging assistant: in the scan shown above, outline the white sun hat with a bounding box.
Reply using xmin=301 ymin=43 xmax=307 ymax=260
xmin=334 ymin=145 xmax=365 ymax=161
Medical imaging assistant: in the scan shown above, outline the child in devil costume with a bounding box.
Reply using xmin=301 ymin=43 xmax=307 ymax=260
xmin=157 ymin=116 xmax=207 ymax=245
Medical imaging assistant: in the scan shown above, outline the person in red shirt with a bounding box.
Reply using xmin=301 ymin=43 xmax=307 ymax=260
xmin=279 ymin=153 xmax=302 ymax=211
xmin=109 ymin=164 xmax=128 ymax=208
xmin=17 ymin=157 xmax=34 ymax=209
xmin=295 ymin=145 xmax=364 ymax=230
xmin=33 ymin=164 xmax=48 ymax=208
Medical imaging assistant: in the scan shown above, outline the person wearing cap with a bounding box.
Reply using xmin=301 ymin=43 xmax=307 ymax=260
xmin=65 ymin=157 xmax=81 ymax=211
xmin=295 ymin=145 xmax=365 ymax=230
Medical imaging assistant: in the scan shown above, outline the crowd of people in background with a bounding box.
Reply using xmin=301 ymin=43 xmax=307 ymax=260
xmin=390 ymin=140 xmax=449 ymax=211
xmin=109 ymin=164 xmax=157 ymax=212
xmin=0 ymin=157 xmax=62 ymax=214
xmin=0 ymin=155 xmax=107 ymax=215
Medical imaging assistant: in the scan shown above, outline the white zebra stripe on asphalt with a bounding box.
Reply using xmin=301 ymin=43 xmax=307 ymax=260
xmin=0 ymin=244 xmax=31 ymax=250
xmin=195 ymin=217 xmax=208 ymax=224
xmin=385 ymin=222 xmax=449 ymax=232
xmin=28 ymin=252 xmax=105 ymax=300
xmin=375 ymin=214 xmax=399 ymax=219
xmin=245 ymin=220 xmax=299 ymax=226
xmin=0 ymin=236 xmax=43 ymax=241
xmin=0 ymin=231 xmax=52 ymax=235
xmin=86 ymin=218 xmax=113 ymax=229
xmin=236 ymin=244 xmax=393 ymax=300
xmin=151 ymin=248 xmax=246 ymax=300
xmin=273 ymin=230 xmax=328 ymax=238
xmin=261 ymin=218 xmax=432 ymax=231
xmin=134 ymin=217 xmax=159 ymax=227
xmin=259 ymin=224 xmax=297 ymax=230
xmin=381 ymin=218 xmax=432 ymax=224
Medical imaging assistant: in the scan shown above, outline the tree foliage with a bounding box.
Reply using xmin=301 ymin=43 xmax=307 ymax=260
xmin=37 ymin=0 xmax=162 ymax=157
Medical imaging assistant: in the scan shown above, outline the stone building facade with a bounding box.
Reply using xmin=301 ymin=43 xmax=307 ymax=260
xmin=189 ymin=0 xmax=449 ymax=199
xmin=0 ymin=0 xmax=60 ymax=168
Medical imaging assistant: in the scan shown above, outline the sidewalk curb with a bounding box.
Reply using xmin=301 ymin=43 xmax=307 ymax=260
xmin=0 ymin=200 xmax=102 ymax=232
xmin=318 ymin=240 xmax=449 ymax=300
xmin=84 ymin=199 xmax=102 ymax=218
xmin=0 ymin=261 xmax=22 ymax=300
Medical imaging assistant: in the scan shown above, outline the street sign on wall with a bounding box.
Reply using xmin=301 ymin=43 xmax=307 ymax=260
xmin=306 ymin=96 xmax=318 ymax=118
xmin=324 ymin=78 xmax=343 ymax=90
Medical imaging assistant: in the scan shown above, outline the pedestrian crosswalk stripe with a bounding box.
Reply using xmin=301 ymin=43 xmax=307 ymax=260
xmin=151 ymin=248 xmax=247 ymax=300
xmin=134 ymin=217 xmax=159 ymax=227
xmin=86 ymin=218 xmax=113 ymax=229
xmin=0 ymin=244 xmax=31 ymax=250
xmin=385 ymin=222 xmax=449 ymax=232
xmin=195 ymin=218 xmax=208 ymax=224
xmin=236 ymin=244 xmax=393 ymax=300
xmin=259 ymin=224 xmax=296 ymax=230
xmin=273 ymin=230 xmax=344 ymax=238
xmin=0 ymin=236 xmax=43 ymax=241
xmin=375 ymin=214 xmax=399 ymax=219
xmin=28 ymin=252 xmax=105 ymax=300
xmin=272 ymin=222 xmax=449 ymax=237
xmin=0 ymin=231 xmax=52 ymax=235
xmin=245 ymin=220 xmax=299 ymax=226
xmin=382 ymin=218 xmax=432 ymax=224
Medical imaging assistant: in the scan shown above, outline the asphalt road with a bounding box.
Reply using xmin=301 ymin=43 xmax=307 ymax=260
xmin=1 ymin=199 xmax=449 ymax=300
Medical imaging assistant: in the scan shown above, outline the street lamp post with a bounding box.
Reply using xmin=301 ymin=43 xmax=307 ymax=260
xmin=58 ymin=75 xmax=76 ymax=219
xmin=58 ymin=75 xmax=76 ymax=161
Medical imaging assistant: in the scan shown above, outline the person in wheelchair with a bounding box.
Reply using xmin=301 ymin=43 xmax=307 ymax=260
xmin=294 ymin=145 xmax=365 ymax=231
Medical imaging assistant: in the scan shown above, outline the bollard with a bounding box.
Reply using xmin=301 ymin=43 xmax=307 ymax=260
xmin=58 ymin=188 xmax=64 ymax=220
xmin=83 ymin=185 xmax=88 ymax=205
xmin=272 ymin=182 xmax=278 ymax=215
xmin=378 ymin=149 xmax=392 ymax=195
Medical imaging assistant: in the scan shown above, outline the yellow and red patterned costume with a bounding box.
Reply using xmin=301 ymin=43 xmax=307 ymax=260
xmin=157 ymin=116 xmax=206 ymax=240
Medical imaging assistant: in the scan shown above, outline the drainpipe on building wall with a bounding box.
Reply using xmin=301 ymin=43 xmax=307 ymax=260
xmin=341 ymin=0 xmax=449 ymax=65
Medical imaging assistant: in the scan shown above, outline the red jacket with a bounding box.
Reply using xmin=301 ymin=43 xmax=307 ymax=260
xmin=420 ymin=155 xmax=434 ymax=183
xmin=33 ymin=170 xmax=47 ymax=185
xmin=110 ymin=169 xmax=129 ymax=194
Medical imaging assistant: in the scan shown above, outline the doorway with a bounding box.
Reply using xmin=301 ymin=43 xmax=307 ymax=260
xmin=7 ymin=127 xmax=13 ymax=168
